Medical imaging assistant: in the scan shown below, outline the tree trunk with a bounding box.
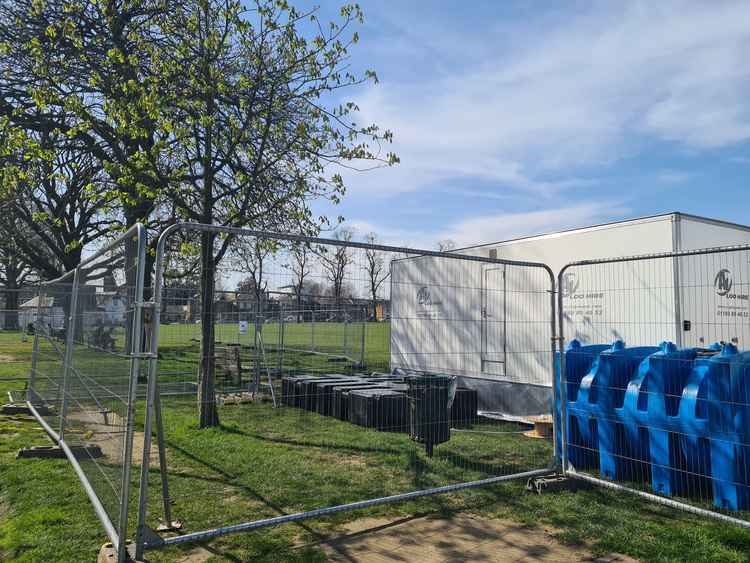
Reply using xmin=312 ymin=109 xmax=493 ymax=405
xmin=198 ymin=80 xmax=219 ymax=427
xmin=198 ymin=230 xmax=219 ymax=427
xmin=296 ymin=287 xmax=302 ymax=323
xmin=4 ymin=285 xmax=19 ymax=331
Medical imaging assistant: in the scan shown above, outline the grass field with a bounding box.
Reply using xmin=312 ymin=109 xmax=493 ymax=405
xmin=2 ymin=329 xmax=750 ymax=562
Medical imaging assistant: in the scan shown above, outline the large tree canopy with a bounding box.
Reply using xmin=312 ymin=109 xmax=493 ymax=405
xmin=0 ymin=0 xmax=396 ymax=426
xmin=0 ymin=0 xmax=176 ymax=230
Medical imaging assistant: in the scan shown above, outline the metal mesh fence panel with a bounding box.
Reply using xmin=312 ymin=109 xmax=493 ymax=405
xmin=27 ymin=278 xmax=75 ymax=431
xmin=558 ymin=245 xmax=750 ymax=528
xmin=0 ymin=287 xmax=38 ymax=383
xmin=135 ymin=223 xmax=557 ymax=555
xmin=26 ymin=225 xmax=147 ymax=559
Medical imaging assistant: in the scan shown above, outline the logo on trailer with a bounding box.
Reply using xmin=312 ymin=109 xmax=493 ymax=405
xmin=561 ymin=272 xmax=580 ymax=298
xmin=417 ymin=286 xmax=432 ymax=306
xmin=416 ymin=286 xmax=442 ymax=318
xmin=715 ymin=269 xmax=733 ymax=296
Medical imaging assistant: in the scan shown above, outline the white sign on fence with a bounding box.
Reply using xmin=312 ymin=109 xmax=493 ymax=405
xmin=238 ymin=320 xmax=248 ymax=335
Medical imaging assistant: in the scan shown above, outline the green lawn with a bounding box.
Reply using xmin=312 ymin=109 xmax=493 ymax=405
xmin=158 ymin=320 xmax=390 ymax=364
xmin=2 ymin=327 xmax=750 ymax=562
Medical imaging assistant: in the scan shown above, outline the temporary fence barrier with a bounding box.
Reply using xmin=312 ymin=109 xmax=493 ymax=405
xmin=557 ymin=244 xmax=750 ymax=528
xmin=25 ymin=224 xmax=147 ymax=562
xmin=0 ymin=287 xmax=42 ymax=383
xmin=134 ymin=222 xmax=558 ymax=559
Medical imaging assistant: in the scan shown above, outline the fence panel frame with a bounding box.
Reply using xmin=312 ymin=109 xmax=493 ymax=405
xmin=135 ymin=221 xmax=561 ymax=557
xmin=24 ymin=224 xmax=148 ymax=561
xmin=557 ymin=243 xmax=750 ymax=530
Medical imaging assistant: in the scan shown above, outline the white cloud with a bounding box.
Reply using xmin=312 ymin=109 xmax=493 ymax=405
xmin=655 ymin=170 xmax=692 ymax=185
xmin=438 ymin=202 xmax=630 ymax=248
xmin=343 ymin=0 xmax=750 ymax=200
xmin=345 ymin=201 xmax=628 ymax=250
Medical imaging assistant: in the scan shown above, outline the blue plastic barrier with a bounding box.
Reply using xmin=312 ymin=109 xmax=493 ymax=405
xmin=571 ymin=342 xmax=661 ymax=480
xmin=560 ymin=339 xmax=750 ymax=511
xmin=619 ymin=342 xmax=699 ymax=496
xmin=708 ymin=346 xmax=750 ymax=510
xmin=559 ymin=340 xmax=618 ymax=469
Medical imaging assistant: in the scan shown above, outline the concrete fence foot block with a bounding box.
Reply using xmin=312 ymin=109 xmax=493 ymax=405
xmin=1 ymin=403 xmax=49 ymax=416
xmin=16 ymin=444 xmax=103 ymax=460
xmin=98 ymin=541 xmax=142 ymax=563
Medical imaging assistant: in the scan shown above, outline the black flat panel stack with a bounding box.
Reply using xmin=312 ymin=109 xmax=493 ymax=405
xmin=332 ymin=384 xmax=392 ymax=421
xmin=348 ymin=389 xmax=408 ymax=432
xmin=314 ymin=379 xmax=366 ymax=416
xmin=298 ymin=376 xmax=353 ymax=411
xmin=451 ymin=387 xmax=479 ymax=427
xmin=282 ymin=376 xmax=326 ymax=407
xmin=281 ymin=374 xmax=458 ymax=450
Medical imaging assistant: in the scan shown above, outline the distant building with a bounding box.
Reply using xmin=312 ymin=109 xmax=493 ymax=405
xmin=18 ymin=296 xmax=65 ymax=331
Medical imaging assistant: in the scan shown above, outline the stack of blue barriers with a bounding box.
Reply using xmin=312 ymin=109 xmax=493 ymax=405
xmin=555 ymin=339 xmax=750 ymax=511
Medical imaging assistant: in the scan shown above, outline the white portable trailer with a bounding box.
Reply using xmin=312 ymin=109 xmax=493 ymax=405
xmin=390 ymin=212 xmax=750 ymax=416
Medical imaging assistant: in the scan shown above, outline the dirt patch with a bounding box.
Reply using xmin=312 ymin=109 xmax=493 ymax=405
xmin=0 ymin=354 xmax=17 ymax=362
xmin=316 ymin=451 xmax=369 ymax=468
xmin=65 ymin=410 xmax=159 ymax=466
xmin=320 ymin=514 xmax=639 ymax=562
xmin=171 ymin=546 xmax=214 ymax=562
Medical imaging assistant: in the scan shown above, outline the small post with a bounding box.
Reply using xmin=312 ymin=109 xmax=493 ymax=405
xmin=28 ymin=282 xmax=44 ymax=404
xmin=556 ymin=269 xmax=570 ymax=476
xmin=59 ymin=269 xmax=81 ymax=440
xmin=359 ymin=306 xmax=366 ymax=369
xmin=311 ymin=309 xmax=316 ymax=353
xmin=277 ymin=304 xmax=285 ymax=376
xmin=343 ymin=313 xmax=349 ymax=358
xmin=117 ymin=226 xmax=148 ymax=563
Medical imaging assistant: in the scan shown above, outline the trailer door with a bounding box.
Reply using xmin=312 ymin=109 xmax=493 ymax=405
xmin=481 ymin=266 xmax=506 ymax=376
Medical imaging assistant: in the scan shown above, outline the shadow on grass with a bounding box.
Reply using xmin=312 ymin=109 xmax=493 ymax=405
xmin=436 ymin=448 xmax=549 ymax=478
xmin=147 ymin=425 xmax=544 ymax=556
xmin=218 ymin=422 xmax=408 ymax=456
xmin=152 ymin=437 xmax=365 ymax=561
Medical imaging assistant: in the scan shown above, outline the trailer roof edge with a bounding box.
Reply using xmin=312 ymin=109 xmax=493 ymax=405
xmin=451 ymin=212 xmax=750 ymax=253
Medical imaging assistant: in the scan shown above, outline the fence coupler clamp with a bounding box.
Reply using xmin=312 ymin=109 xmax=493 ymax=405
xmin=156 ymin=519 xmax=183 ymax=532
xmin=525 ymin=472 xmax=586 ymax=495
xmin=139 ymin=301 xmax=156 ymax=325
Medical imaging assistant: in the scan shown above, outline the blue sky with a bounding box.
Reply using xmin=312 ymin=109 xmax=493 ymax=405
xmin=313 ymin=0 xmax=750 ymax=249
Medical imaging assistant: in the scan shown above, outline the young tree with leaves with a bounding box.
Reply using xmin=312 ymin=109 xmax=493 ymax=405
xmin=0 ymin=0 xmax=396 ymax=427
xmin=284 ymin=242 xmax=314 ymax=322
xmin=363 ymin=233 xmax=390 ymax=321
xmin=233 ymin=237 xmax=276 ymax=316
xmin=318 ymin=227 xmax=354 ymax=319
xmin=152 ymin=1 xmax=394 ymax=426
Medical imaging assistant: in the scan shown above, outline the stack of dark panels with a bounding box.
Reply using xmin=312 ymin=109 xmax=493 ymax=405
xmin=348 ymin=389 xmax=408 ymax=432
xmin=332 ymin=384 xmax=391 ymax=420
xmin=451 ymin=387 xmax=479 ymax=427
xmin=299 ymin=376 xmax=354 ymax=411
xmin=314 ymin=379 xmax=366 ymax=416
xmin=365 ymin=376 xmax=404 ymax=384
xmin=281 ymin=376 xmax=295 ymax=405
xmin=281 ymin=375 xmax=321 ymax=407
xmin=286 ymin=376 xmax=334 ymax=408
